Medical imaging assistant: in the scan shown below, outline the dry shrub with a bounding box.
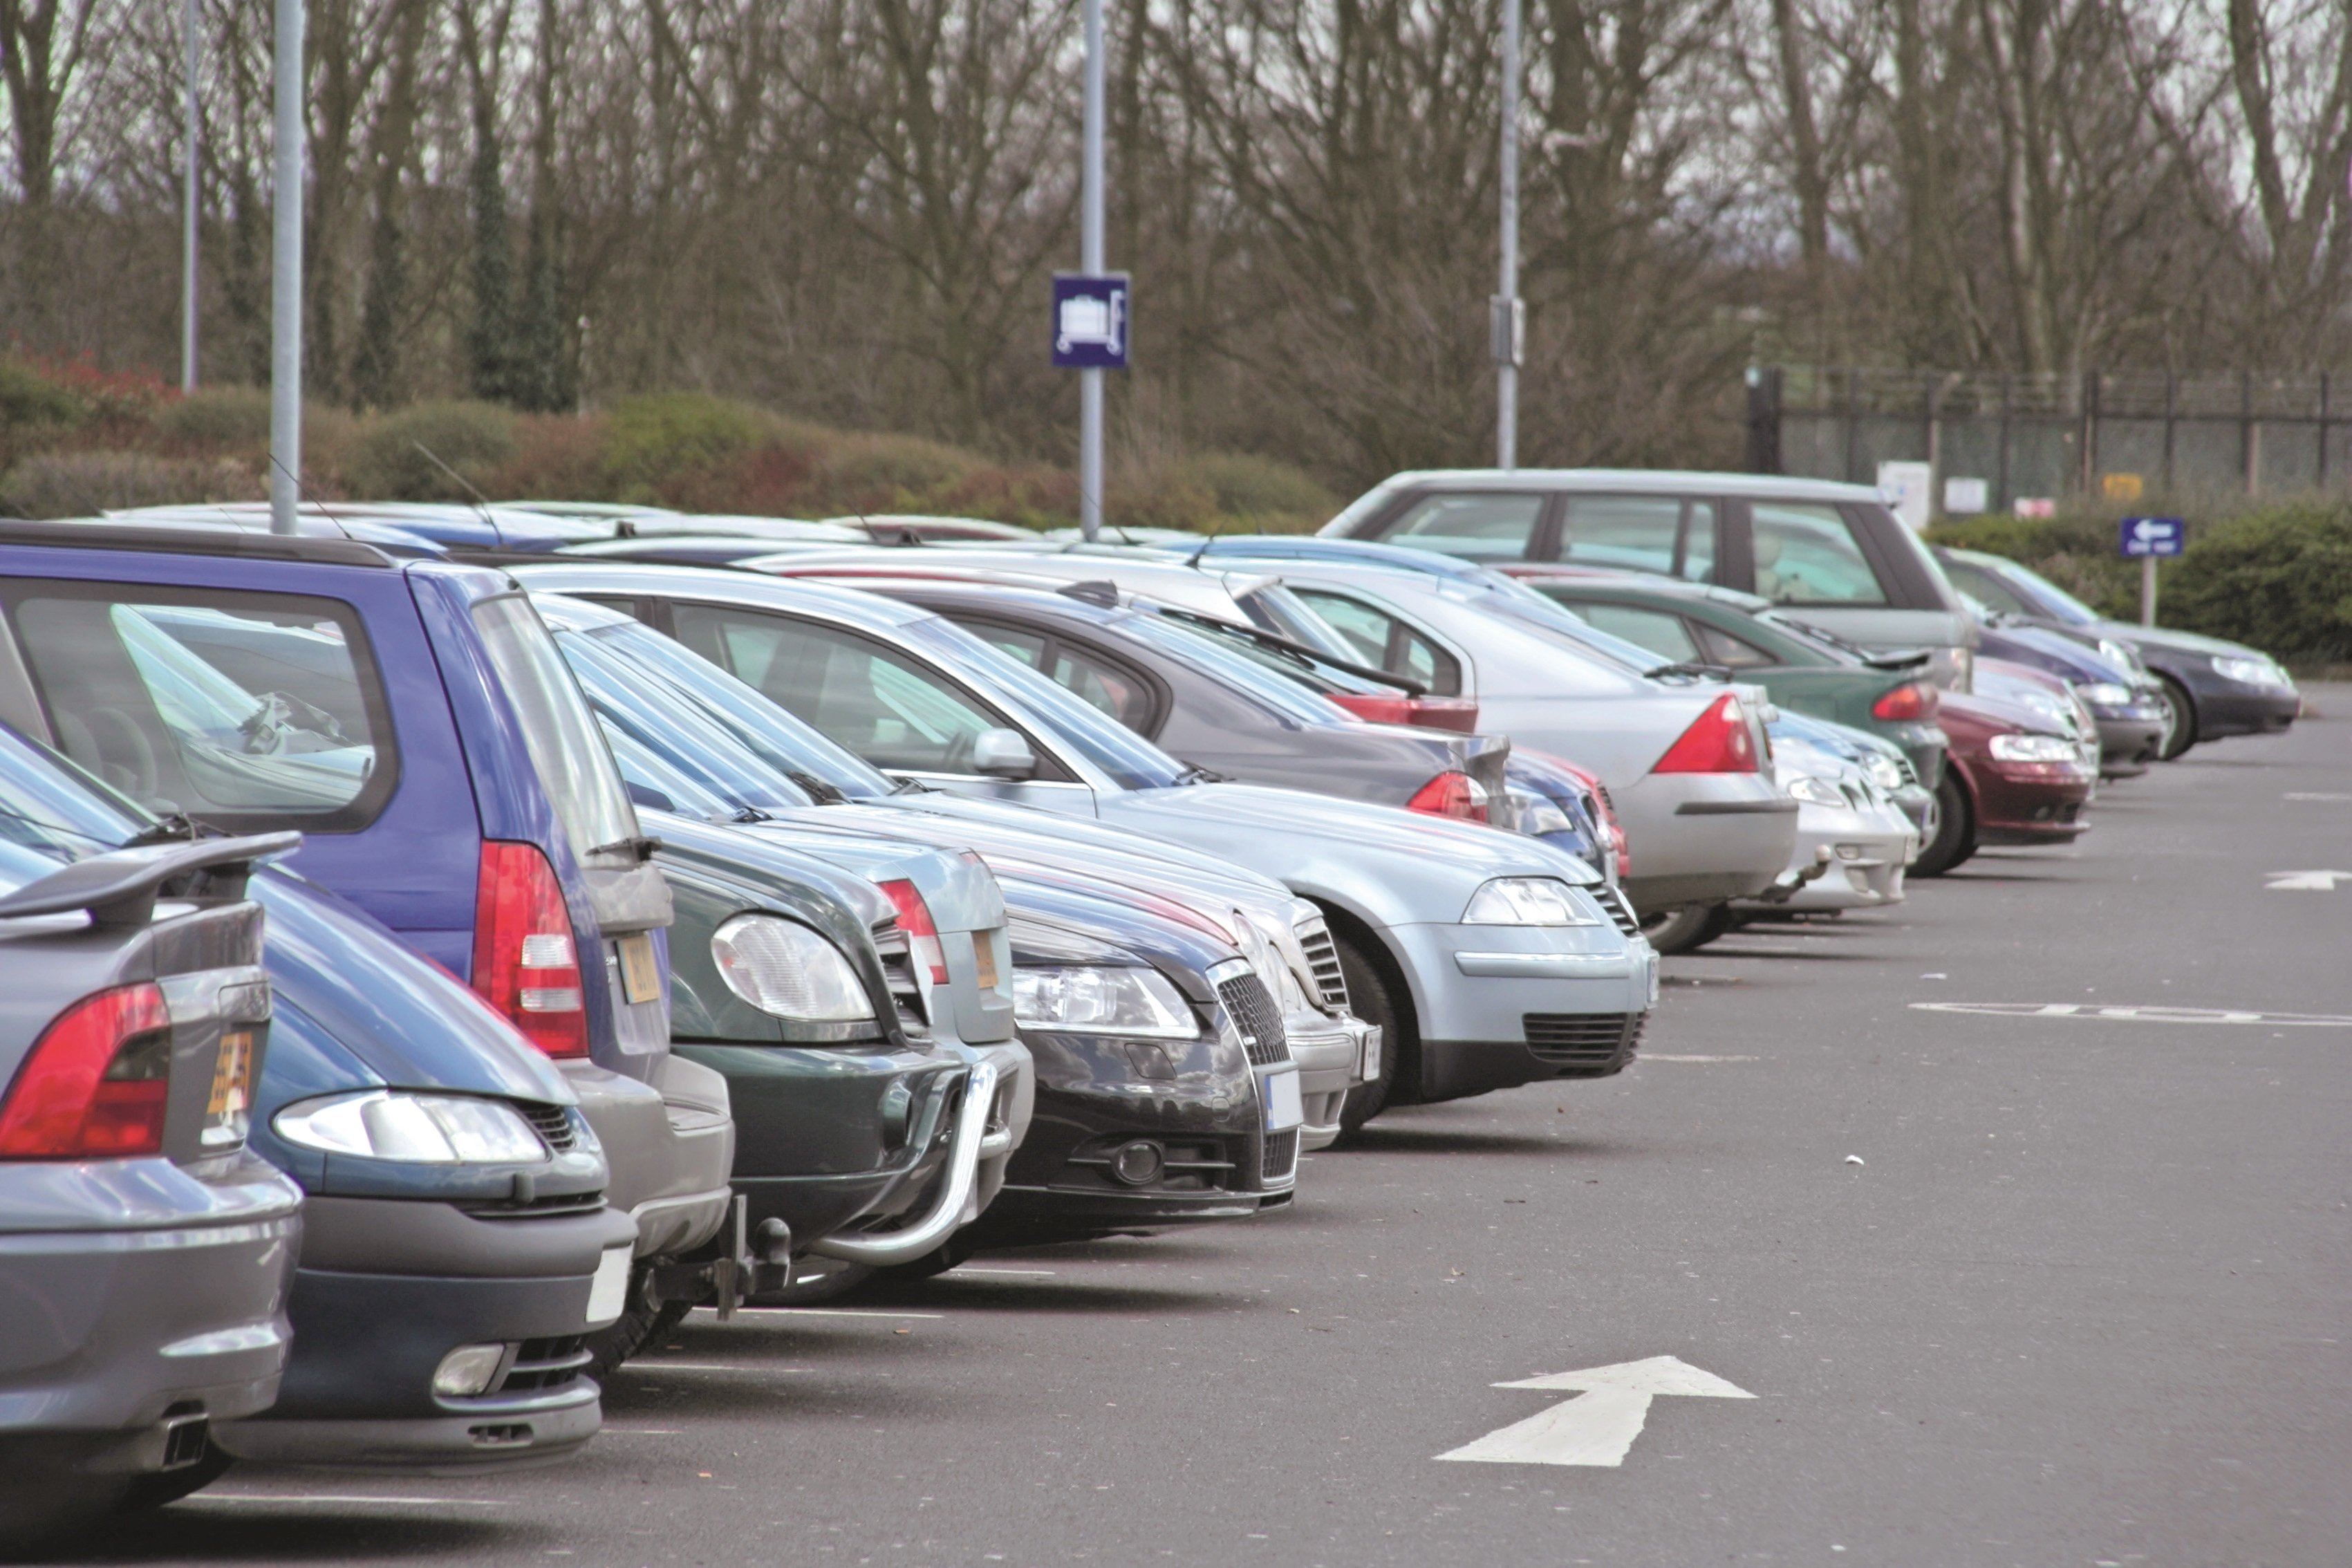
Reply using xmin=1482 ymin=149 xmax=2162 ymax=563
xmin=1 ymin=451 xmax=263 ymax=519
xmin=151 ymin=386 xmax=274 ymax=450
xmin=489 ymin=412 xmax=616 ymax=501
xmin=344 ymin=401 xmax=520 ymax=500
xmin=600 ymin=393 xmax=775 ymax=501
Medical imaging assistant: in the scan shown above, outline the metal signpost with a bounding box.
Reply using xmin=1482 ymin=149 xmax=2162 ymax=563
xmin=1064 ymin=0 xmax=1117 ymax=541
xmin=2119 ymin=515 xmax=2184 ymax=627
xmin=268 ymin=0 xmax=304 ymax=534
xmin=1491 ymin=0 xmax=1522 ymax=469
xmin=182 ymin=0 xmax=200 ymax=392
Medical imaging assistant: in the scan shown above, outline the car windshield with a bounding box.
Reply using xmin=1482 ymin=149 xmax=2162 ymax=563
xmin=1112 ymin=610 xmax=1361 ymax=726
xmin=468 ymin=595 xmax=644 ymax=861
xmin=552 ymin=626 xmax=816 ymax=815
xmin=897 ymin=615 xmax=1191 ymax=790
xmin=1235 ymin=582 xmax=1366 ymax=660
xmin=1477 ymin=587 xmax=1674 ymax=673
xmin=577 ymin=616 xmax=897 ymax=801
xmin=1988 ymin=557 xmax=2101 ymax=625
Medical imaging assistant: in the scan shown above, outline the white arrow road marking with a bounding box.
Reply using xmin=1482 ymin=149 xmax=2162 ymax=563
xmin=1911 ymin=1002 xmax=2352 ymax=1027
xmin=1435 ymin=1356 xmax=1754 ymax=1468
xmin=2266 ymin=870 xmax=2352 ymax=890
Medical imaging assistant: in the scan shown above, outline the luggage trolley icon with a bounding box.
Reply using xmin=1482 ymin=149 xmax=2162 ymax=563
xmin=1056 ymin=290 xmax=1126 ymax=359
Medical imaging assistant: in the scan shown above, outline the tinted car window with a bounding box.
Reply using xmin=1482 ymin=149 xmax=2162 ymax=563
xmin=1049 ymin=643 xmax=1156 ymax=729
xmin=1290 ymin=588 xmax=1464 ymax=695
xmin=976 ymin=624 xmax=1049 ymax=669
xmin=1695 ymin=622 xmax=1776 ymax=668
xmin=671 ymin=604 xmax=1002 ymax=775
xmin=1376 ymin=493 xmax=1544 ymax=561
xmin=1750 ymin=503 xmax=1889 ymax=606
xmin=6 ymin=586 xmax=394 ymax=830
xmin=470 ymin=594 xmax=643 ymax=862
xmin=1576 ymin=603 xmax=1699 ymax=662
xmin=1940 ymin=557 xmax=2031 ymax=616
xmin=1557 ymin=496 xmax=1713 ymax=581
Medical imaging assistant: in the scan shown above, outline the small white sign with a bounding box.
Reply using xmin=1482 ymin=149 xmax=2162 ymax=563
xmin=1876 ymin=461 xmax=1933 ymax=530
xmin=1943 ymin=476 xmax=1988 ymax=514
xmin=1260 ymin=1066 xmax=1304 ymax=1132
xmin=586 ymin=1245 xmax=634 ymax=1327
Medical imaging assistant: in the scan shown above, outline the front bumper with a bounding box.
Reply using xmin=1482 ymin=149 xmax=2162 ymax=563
xmin=2190 ymin=682 xmax=2300 ymax=740
xmin=0 ymin=1155 xmax=301 ymax=1451
xmin=1287 ymin=1017 xmax=1369 ymax=1152
xmin=1966 ymin=759 xmax=2096 ymax=843
xmin=1741 ymin=806 xmax=1915 ymax=912
xmin=2091 ymin=707 xmax=2167 ymax=772
xmin=563 ymin=1056 xmax=734 ymax=1261
xmin=1387 ymin=920 xmax=1656 ymax=1102
xmin=213 ymin=1194 xmax=636 ymax=1471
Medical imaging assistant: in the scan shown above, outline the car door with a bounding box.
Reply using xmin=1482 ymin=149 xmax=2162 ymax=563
xmin=660 ymin=600 xmax=1103 ymax=814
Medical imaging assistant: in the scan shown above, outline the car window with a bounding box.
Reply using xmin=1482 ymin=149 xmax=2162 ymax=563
xmin=1941 ymin=558 xmax=2031 ymax=616
xmin=1575 ymin=603 xmax=1700 ymax=663
xmin=976 ymin=624 xmax=1049 ymax=669
xmin=1113 ymin=612 xmax=1357 ymax=727
xmin=1040 ymin=637 xmax=1157 ymax=729
xmin=670 ymin=604 xmax=1005 ymax=776
xmin=470 ymin=595 xmax=643 ymax=863
xmin=1694 ymin=622 xmax=1777 ymax=668
xmin=1374 ymin=493 xmax=1545 ymax=561
xmin=5 ymin=585 xmax=396 ymax=830
xmin=552 ymin=626 xmax=814 ymax=813
xmin=1556 ymin=496 xmax=1714 ymax=581
xmin=1289 ymin=588 xmax=1464 ymax=695
xmin=1749 ymin=503 xmax=1889 ymax=606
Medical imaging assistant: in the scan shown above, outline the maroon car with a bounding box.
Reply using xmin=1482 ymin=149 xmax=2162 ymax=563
xmin=1913 ymin=690 xmax=2096 ymax=876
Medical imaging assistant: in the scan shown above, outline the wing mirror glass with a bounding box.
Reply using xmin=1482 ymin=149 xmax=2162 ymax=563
xmin=971 ymin=727 xmax=1038 ymax=780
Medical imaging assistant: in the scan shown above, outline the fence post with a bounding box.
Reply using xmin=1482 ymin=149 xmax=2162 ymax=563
xmin=2241 ymin=370 xmax=2258 ymax=495
xmin=2079 ymin=371 xmax=2100 ymax=499
xmin=2161 ymin=370 xmax=2176 ymax=492
xmin=2322 ymin=373 xmax=2333 ymax=489
xmin=1744 ymin=366 xmax=1782 ymax=475
xmin=1925 ymin=377 xmax=1942 ymax=517
xmin=1996 ymin=373 xmax=2012 ymax=513
xmin=1843 ymin=368 xmax=1861 ymax=485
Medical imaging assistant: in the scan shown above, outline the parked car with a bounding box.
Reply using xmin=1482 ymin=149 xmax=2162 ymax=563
xmin=108 ymin=501 xmax=611 ymax=554
xmin=559 ymin=535 xmax=805 ymax=568
xmin=510 ymin=565 xmax=1655 ymax=1128
xmin=1913 ymin=690 xmax=2098 ymax=876
xmin=1320 ymin=470 xmax=1980 ymax=687
xmin=0 ymin=522 xmax=736 ymax=1372
xmin=812 ymin=514 xmax=1038 ymax=543
xmin=1975 ymin=657 xmax=2104 ymax=778
xmin=1964 ymin=610 xmax=2169 ymax=775
xmin=0 ymin=800 xmax=301 ymax=1538
xmin=517 ymin=586 xmax=1370 ymax=1148
xmin=1176 ymin=554 xmax=1795 ymax=949
xmin=1737 ymin=716 xmax=1917 ymax=920
xmin=1497 ymin=568 xmax=1950 ymax=788
xmin=1930 ymin=545 xmax=2298 ymax=759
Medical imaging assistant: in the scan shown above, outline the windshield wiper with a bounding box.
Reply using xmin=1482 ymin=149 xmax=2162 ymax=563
xmin=1175 ymin=762 xmax=1229 ymax=785
xmin=121 ymin=812 xmax=221 ymax=846
xmin=890 ymin=776 xmax=933 ymax=795
xmin=783 ymin=769 xmax=849 ymax=805
xmin=1646 ymin=662 xmax=1733 ymax=682
xmin=586 ymin=835 xmax=662 ymax=863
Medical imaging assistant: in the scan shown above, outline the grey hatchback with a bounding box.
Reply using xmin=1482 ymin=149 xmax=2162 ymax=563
xmin=0 ymin=828 xmax=304 ymax=1541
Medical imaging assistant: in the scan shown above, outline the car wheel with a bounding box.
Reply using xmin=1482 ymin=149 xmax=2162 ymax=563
xmin=117 ymin=1443 xmax=234 ymax=1511
xmin=2153 ymin=673 xmax=2197 ymax=760
xmin=1910 ymin=771 xmax=1976 ymax=877
xmin=584 ymin=1273 xmax=696 ymax=1377
xmin=756 ymin=1258 xmax=876 ymax=1305
xmin=1334 ymin=933 xmax=1402 ymax=1136
xmin=1638 ymin=903 xmax=1726 ymax=955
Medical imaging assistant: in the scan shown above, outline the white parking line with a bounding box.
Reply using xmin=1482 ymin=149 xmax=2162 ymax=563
xmin=1643 ymin=1054 xmax=1760 ymax=1062
xmin=719 ymin=1307 xmax=946 ymax=1319
xmin=197 ymin=1494 xmax=506 ymax=1507
xmin=955 ymin=1267 xmax=1056 ymax=1276
xmin=624 ymin=1363 xmax=807 ymax=1373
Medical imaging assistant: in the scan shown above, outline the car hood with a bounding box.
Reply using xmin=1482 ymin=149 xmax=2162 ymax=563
xmin=2098 ymin=620 xmax=2270 ymax=661
xmin=252 ymin=870 xmax=576 ymax=1103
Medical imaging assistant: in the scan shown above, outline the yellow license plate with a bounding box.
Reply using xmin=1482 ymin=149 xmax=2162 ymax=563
xmin=617 ymin=932 xmax=662 ymax=1005
xmin=972 ymin=931 xmax=1000 ymax=992
xmin=202 ymin=1029 xmax=255 ymax=1147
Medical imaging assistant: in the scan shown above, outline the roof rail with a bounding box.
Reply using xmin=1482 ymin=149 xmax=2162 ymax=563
xmin=0 ymin=519 xmax=395 ymax=568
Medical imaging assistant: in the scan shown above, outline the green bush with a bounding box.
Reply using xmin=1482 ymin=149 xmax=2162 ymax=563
xmin=0 ymin=357 xmax=89 ymax=432
xmin=600 ymin=393 xmax=771 ymax=501
xmin=0 ymin=452 xmax=263 ymax=519
xmin=1175 ymin=452 xmax=1335 ymax=531
xmin=151 ymin=386 xmax=274 ymax=449
xmin=2163 ymin=498 xmax=2352 ymax=664
xmin=344 ymin=400 xmax=519 ymax=501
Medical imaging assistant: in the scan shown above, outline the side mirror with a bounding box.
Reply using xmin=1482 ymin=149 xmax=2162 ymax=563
xmin=970 ymin=727 xmax=1038 ymax=780
xmin=626 ymin=781 xmax=675 ymax=812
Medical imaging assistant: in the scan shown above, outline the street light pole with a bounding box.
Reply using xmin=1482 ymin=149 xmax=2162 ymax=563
xmin=181 ymin=0 xmax=200 ymax=392
xmin=268 ymin=0 xmax=304 ymax=534
xmin=1493 ymin=0 xmax=1522 ymax=470
xmin=1078 ymin=0 xmax=1105 ymax=542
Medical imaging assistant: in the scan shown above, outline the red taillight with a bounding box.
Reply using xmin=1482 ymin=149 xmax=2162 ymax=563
xmin=472 ymin=840 xmax=590 ymax=1058
xmin=0 ymin=982 xmax=173 ymax=1159
xmin=1328 ymin=693 xmax=1415 ymax=726
xmin=1327 ymin=693 xmax=1482 ymax=734
xmin=879 ymin=878 xmax=950 ymax=984
xmin=1406 ymin=771 xmax=1491 ymax=823
xmin=1651 ymin=694 xmax=1760 ymax=774
xmin=1407 ymin=696 xmax=1480 ymax=733
xmin=1872 ymin=682 xmax=1938 ymax=722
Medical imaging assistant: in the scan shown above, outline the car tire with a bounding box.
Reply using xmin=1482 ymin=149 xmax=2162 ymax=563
xmin=1638 ymin=903 xmax=1727 ymax=955
xmin=2153 ymin=673 xmax=2197 ymax=760
xmin=1334 ymin=933 xmax=1402 ymax=1136
xmin=584 ymin=1274 xmax=696 ymax=1377
xmin=757 ymin=1259 xmax=877 ymax=1305
xmin=1910 ymin=771 xmax=1976 ymax=877
xmin=117 ymin=1443 xmax=234 ymax=1511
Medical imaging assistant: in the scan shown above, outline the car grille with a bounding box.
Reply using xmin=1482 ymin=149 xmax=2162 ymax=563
xmin=1217 ymin=973 xmax=1291 ymax=1065
xmin=1294 ymin=920 xmax=1350 ymax=1011
xmin=1058 ymin=1135 xmax=1235 ymax=1193
xmin=521 ymin=1102 xmax=576 ymax=1152
xmin=872 ymin=921 xmax=927 ymax=1029
xmin=1523 ymin=1011 xmax=1645 ymax=1074
xmin=1260 ymin=1128 xmax=1298 ymax=1184
xmin=458 ymin=1191 xmax=607 ymax=1220
xmin=492 ymin=1336 xmax=590 ymax=1394
xmin=1592 ymin=886 xmax=1642 ymax=940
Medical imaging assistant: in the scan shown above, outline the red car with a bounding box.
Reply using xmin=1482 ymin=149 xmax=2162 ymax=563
xmin=1914 ymin=690 xmax=2096 ymax=875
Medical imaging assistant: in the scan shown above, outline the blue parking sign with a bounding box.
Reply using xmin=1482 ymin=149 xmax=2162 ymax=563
xmin=1052 ymin=274 xmax=1129 ymax=370
xmin=2119 ymin=516 xmax=2185 ymax=557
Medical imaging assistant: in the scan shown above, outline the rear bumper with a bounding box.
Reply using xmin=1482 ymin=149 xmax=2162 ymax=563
xmin=1614 ymin=774 xmax=1797 ymax=907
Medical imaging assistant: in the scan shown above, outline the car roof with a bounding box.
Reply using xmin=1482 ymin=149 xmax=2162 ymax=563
xmin=0 ymin=516 xmax=400 ymax=568
xmin=1357 ymin=468 xmax=1887 ymax=502
xmin=507 ymin=559 xmax=937 ymax=633
xmin=745 ymin=546 xmax=1280 ymax=615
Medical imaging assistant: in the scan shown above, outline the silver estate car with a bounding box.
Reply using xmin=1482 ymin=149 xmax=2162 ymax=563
xmin=0 ymin=831 xmax=304 ymax=1539
xmin=511 ymin=566 xmax=1656 ymax=1128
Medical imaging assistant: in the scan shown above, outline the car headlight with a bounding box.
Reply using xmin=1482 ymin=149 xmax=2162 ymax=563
xmin=2097 ymin=638 xmax=2141 ymax=673
xmin=1784 ymin=774 xmax=1845 ymax=808
xmin=2212 ymin=654 xmax=2290 ymax=688
xmin=1012 ymin=965 xmax=1197 ymax=1038
xmin=1987 ymin=732 xmax=2078 ymax=763
xmin=2078 ymin=682 xmax=2134 ymax=707
xmin=275 ymin=1091 xmax=548 ymax=1164
xmin=1863 ymin=754 xmax=1907 ymax=791
xmin=1509 ymin=787 xmax=1576 ymax=837
xmin=1462 ymin=877 xmax=1600 ymax=926
xmin=712 ymin=914 xmax=875 ymax=1021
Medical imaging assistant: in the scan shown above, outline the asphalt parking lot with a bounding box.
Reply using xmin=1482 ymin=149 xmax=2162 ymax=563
xmin=62 ymin=691 xmax=2348 ymax=1568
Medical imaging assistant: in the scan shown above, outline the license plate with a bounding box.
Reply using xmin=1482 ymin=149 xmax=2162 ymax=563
xmin=200 ymin=1029 xmax=256 ymax=1148
xmin=1358 ymin=1025 xmax=1383 ymax=1083
xmin=615 ymin=933 xmax=662 ymax=1006
xmin=586 ymin=1245 xmax=634 ymax=1327
xmin=972 ymin=931 xmax=1000 ymax=992
xmin=1261 ymin=1067 xmax=1304 ymax=1132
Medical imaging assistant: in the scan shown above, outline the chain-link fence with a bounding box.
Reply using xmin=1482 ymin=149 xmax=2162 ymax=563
xmin=1744 ymin=366 xmax=2352 ymax=514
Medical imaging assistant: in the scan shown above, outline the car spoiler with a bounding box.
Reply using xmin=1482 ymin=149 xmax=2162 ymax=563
xmin=0 ymin=831 xmax=302 ymax=928
xmin=1862 ymin=648 xmax=1934 ymax=672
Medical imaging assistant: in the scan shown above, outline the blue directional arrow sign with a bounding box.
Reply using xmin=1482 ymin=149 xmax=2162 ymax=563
xmin=2119 ymin=516 xmax=2185 ymax=557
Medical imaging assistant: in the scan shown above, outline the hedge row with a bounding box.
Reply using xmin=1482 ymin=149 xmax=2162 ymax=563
xmin=1928 ymin=496 xmax=2352 ymax=666
xmin=0 ymin=357 xmax=1335 ymax=536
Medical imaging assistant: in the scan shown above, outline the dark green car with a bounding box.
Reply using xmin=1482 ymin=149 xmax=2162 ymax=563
xmin=1501 ymin=568 xmax=1948 ymax=787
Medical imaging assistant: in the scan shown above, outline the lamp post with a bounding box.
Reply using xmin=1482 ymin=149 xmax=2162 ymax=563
xmin=181 ymin=0 xmax=200 ymax=392
xmin=1492 ymin=0 xmax=1522 ymax=469
xmin=268 ymin=0 xmax=304 ymax=534
xmin=1077 ymin=0 xmax=1105 ymax=541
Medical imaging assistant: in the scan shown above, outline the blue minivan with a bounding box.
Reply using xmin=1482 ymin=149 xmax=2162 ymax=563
xmin=0 ymin=523 xmax=737 ymax=1369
